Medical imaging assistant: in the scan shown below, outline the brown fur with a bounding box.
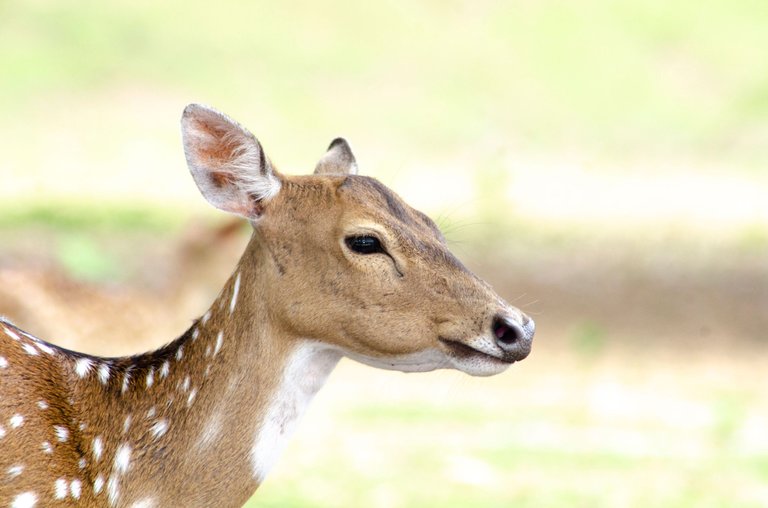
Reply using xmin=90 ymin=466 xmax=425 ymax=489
xmin=0 ymin=104 xmax=533 ymax=507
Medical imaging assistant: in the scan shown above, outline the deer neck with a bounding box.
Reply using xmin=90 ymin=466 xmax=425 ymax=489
xmin=70 ymin=243 xmax=341 ymax=507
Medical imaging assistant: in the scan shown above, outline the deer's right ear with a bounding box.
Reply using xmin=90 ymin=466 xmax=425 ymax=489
xmin=181 ymin=104 xmax=281 ymax=219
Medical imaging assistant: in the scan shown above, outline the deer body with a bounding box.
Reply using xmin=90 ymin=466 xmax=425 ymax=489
xmin=0 ymin=105 xmax=534 ymax=507
xmin=0 ymin=258 xmax=338 ymax=507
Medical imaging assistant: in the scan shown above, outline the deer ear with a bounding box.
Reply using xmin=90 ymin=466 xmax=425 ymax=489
xmin=314 ymin=138 xmax=358 ymax=176
xmin=181 ymin=104 xmax=281 ymax=219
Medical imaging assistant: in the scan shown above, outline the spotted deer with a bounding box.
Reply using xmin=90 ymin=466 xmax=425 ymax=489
xmin=0 ymin=104 xmax=535 ymax=508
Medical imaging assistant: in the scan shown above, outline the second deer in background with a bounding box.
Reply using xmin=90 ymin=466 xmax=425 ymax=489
xmin=0 ymin=217 xmax=248 ymax=356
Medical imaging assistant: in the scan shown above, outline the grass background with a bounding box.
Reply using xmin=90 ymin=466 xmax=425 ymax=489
xmin=1 ymin=1 xmax=767 ymax=506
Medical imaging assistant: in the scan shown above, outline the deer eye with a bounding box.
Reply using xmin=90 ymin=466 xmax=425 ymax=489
xmin=345 ymin=235 xmax=384 ymax=255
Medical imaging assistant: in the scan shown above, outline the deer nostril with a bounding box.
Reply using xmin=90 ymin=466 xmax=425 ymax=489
xmin=492 ymin=317 xmax=525 ymax=350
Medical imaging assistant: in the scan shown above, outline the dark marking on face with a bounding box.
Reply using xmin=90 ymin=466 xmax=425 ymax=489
xmin=269 ymin=249 xmax=286 ymax=275
xmin=413 ymin=210 xmax=445 ymax=240
xmin=365 ymin=179 xmax=412 ymax=225
xmin=340 ymin=177 xmax=414 ymax=226
xmin=339 ymin=176 xmax=467 ymax=274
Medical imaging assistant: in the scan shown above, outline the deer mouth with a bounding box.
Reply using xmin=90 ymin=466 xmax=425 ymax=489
xmin=438 ymin=337 xmax=514 ymax=365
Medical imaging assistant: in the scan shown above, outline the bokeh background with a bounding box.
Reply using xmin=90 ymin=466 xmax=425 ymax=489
xmin=2 ymin=1 xmax=768 ymax=506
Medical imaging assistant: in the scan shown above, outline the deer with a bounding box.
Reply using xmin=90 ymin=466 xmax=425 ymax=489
xmin=0 ymin=104 xmax=535 ymax=508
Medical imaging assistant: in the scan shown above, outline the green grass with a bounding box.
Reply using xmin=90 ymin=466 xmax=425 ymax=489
xmin=1 ymin=0 xmax=767 ymax=168
xmin=0 ymin=201 xmax=184 ymax=232
xmin=247 ymin=408 xmax=768 ymax=508
xmin=1 ymin=0 xmax=765 ymax=256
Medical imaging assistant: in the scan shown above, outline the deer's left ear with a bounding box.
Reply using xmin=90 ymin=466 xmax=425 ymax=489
xmin=314 ymin=138 xmax=358 ymax=176
xmin=181 ymin=104 xmax=281 ymax=220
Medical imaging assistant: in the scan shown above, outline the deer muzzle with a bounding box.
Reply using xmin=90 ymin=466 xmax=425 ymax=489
xmin=492 ymin=313 xmax=534 ymax=362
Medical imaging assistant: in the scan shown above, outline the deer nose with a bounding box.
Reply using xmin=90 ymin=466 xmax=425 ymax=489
xmin=492 ymin=314 xmax=534 ymax=358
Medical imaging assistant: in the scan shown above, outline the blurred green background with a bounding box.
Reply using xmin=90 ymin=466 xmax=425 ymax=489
xmin=1 ymin=1 xmax=767 ymax=506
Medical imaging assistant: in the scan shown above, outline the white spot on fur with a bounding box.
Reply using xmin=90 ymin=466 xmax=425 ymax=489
xmin=75 ymin=358 xmax=93 ymax=378
xmin=187 ymin=388 xmax=197 ymax=407
xmin=115 ymin=444 xmax=131 ymax=474
xmin=197 ymin=413 xmax=222 ymax=449
xmin=123 ymin=414 xmax=132 ymax=434
xmin=176 ymin=346 xmax=184 ymax=361
xmin=146 ymin=367 xmax=155 ymax=388
xmin=79 ymin=422 xmax=86 ymax=431
xmin=201 ymin=310 xmax=211 ymax=325
xmin=146 ymin=406 xmax=156 ymax=419
xmin=214 ymin=331 xmax=223 ymax=356
xmin=22 ymin=343 xmax=38 ymax=356
xmin=5 ymin=328 xmax=20 ymax=341
xmin=79 ymin=457 xmax=86 ymax=469
xmin=160 ymin=361 xmax=170 ymax=378
xmin=41 ymin=441 xmax=52 ymax=454
xmin=230 ymin=272 xmax=241 ymax=314
xmin=181 ymin=375 xmax=190 ymax=392
xmin=11 ymin=492 xmax=37 ymax=508
xmin=150 ymin=419 xmax=168 ymax=439
xmin=37 ymin=400 xmax=48 ymax=410
xmin=131 ymin=498 xmax=157 ymax=508
xmin=93 ymin=436 xmax=103 ymax=461
xmin=0 ymin=356 xmax=7 ymax=368
xmin=205 ymin=345 xmax=211 ymax=357
xmin=107 ymin=474 xmax=119 ymax=505
xmin=54 ymin=425 xmax=69 ymax=442
xmin=98 ymin=363 xmax=111 ymax=384
xmin=192 ymin=328 xmax=199 ymax=340
xmin=7 ymin=464 xmax=23 ymax=477
xmin=0 ymin=425 xmax=5 ymax=438
xmin=54 ymin=478 xmax=68 ymax=499
xmin=35 ymin=341 xmax=55 ymax=355
xmin=10 ymin=414 xmax=24 ymax=428
xmin=94 ymin=474 xmax=104 ymax=494
xmin=18 ymin=329 xmax=39 ymax=341
xmin=122 ymin=366 xmax=133 ymax=394
xmin=250 ymin=343 xmax=340 ymax=482
xmin=70 ymin=479 xmax=81 ymax=499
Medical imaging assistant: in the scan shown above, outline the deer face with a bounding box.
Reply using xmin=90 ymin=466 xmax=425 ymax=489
xmin=182 ymin=105 xmax=534 ymax=377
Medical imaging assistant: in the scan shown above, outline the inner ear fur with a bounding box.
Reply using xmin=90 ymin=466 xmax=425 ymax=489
xmin=181 ymin=104 xmax=281 ymax=219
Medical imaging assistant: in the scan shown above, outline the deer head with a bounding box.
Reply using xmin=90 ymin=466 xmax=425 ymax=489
xmin=182 ymin=104 xmax=534 ymax=377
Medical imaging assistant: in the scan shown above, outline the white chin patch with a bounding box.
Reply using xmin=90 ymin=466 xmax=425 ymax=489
xmin=445 ymin=354 xmax=512 ymax=377
xmin=442 ymin=334 xmax=514 ymax=377
xmin=344 ymin=348 xmax=451 ymax=373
